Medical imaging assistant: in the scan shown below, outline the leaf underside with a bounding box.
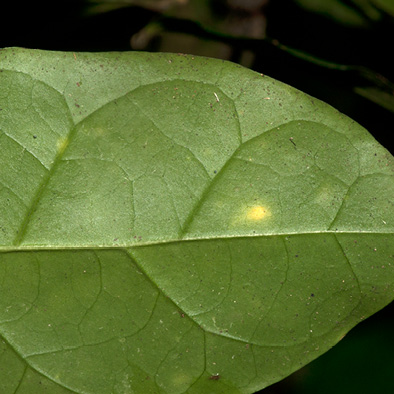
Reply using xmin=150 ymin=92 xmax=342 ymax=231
xmin=0 ymin=48 xmax=393 ymax=393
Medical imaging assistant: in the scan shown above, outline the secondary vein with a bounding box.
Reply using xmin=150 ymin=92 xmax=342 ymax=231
xmin=12 ymin=124 xmax=77 ymax=246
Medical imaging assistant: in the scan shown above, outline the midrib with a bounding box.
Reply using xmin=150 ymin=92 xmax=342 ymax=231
xmin=3 ymin=230 xmax=392 ymax=253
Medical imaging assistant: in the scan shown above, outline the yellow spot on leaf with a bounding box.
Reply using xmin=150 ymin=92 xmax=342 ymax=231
xmin=246 ymin=206 xmax=267 ymax=221
xmin=230 ymin=203 xmax=271 ymax=227
xmin=56 ymin=137 xmax=69 ymax=154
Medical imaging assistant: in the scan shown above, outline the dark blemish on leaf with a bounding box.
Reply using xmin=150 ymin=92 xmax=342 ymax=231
xmin=209 ymin=374 xmax=220 ymax=381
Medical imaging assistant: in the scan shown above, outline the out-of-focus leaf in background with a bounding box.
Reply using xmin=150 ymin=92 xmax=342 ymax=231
xmin=85 ymin=0 xmax=394 ymax=116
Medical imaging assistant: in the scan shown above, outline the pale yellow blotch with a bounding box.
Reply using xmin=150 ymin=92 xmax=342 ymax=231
xmin=56 ymin=137 xmax=69 ymax=154
xmin=230 ymin=203 xmax=271 ymax=228
xmin=246 ymin=205 xmax=267 ymax=221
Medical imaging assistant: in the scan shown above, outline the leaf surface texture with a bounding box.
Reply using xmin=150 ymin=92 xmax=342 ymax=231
xmin=1 ymin=48 xmax=393 ymax=393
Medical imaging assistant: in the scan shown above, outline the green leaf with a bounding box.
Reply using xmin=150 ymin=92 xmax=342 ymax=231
xmin=293 ymin=0 xmax=372 ymax=26
xmin=1 ymin=47 xmax=393 ymax=393
xmin=370 ymin=0 xmax=394 ymax=16
xmin=354 ymin=86 xmax=394 ymax=113
xmin=293 ymin=0 xmax=394 ymax=24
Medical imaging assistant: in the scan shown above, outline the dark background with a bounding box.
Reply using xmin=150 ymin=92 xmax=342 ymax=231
xmin=1 ymin=1 xmax=394 ymax=392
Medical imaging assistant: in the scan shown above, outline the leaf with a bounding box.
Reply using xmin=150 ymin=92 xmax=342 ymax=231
xmin=294 ymin=0 xmax=394 ymax=25
xmin=86 ymin=0 xmax=184 ymax=15
xmin=354 ymin=86 xmax=394 ymax=113
xmin=293 ymin=0 xmax=372 ymax=26
xmin=370 ymin=0 xmax=394 ymax=16
xmin=0 ymin=47 xmax=393 ymax=393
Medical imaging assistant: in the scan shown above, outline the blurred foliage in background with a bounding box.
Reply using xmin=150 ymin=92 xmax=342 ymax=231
xmin=1 ymin=0 xmax=394 ymax=392
xmin=83 ymin=0 xmax=394 ymax=117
